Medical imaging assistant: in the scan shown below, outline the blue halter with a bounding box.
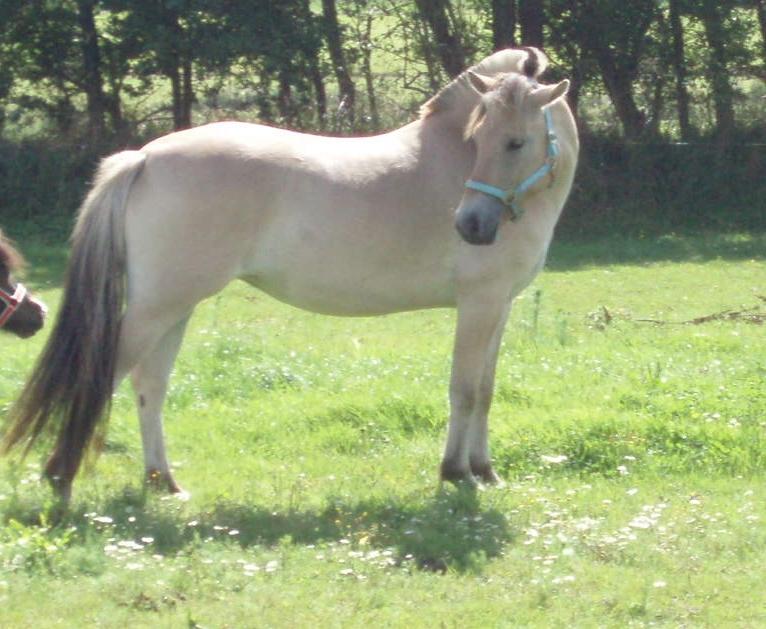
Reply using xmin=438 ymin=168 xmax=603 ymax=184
xmin=465 ymin=107 xmax=559 ymax=221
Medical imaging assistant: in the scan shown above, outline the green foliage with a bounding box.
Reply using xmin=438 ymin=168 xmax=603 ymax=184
xmin=0 ymin=1 xmax=763 ymax=235
xmin=0 ymin=1 xmax=82 ymax=135
xmin=561 ymin=135 xmax=766 ymax=237
xmin=0 ymin=140 xmax=93 ymax=230
xmin=1 ymin=1 xmax=764 ymax=139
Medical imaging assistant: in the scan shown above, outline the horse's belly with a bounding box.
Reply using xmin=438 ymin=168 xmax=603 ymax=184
xmin=239 ymin=209 xmax=458 ymax=315
xmin=241 ymin=265 xmax=455 ymax=316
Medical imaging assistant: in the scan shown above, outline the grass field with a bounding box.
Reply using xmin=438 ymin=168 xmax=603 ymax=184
xmin=1 ymin=230 xmax=765 ymax=627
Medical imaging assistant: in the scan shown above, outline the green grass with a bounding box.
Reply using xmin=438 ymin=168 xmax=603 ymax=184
xmin=1 ymin=230 xmax=765 ymax=627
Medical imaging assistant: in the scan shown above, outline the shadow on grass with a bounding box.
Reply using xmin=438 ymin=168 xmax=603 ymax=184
xmin=547 ymin=231 xmax=766 ymax=271
xmin=4 ymin=485 xmax=514 ymax=574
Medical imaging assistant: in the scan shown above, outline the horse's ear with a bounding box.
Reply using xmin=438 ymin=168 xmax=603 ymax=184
xmin=529 ymin=79 xmax=569 ymax=109
xmin=467 ymin=71 xmax=493 ymax=95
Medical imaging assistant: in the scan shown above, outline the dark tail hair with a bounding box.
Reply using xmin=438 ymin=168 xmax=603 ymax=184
xmin=2 ymin=151 xmax=146 ymax=486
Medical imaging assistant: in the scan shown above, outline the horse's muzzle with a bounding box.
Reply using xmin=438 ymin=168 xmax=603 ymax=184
xmin=454 ymin=199 xmax=504 ymax=246
xmin=3 ymin=296 xmax=47 ymax=338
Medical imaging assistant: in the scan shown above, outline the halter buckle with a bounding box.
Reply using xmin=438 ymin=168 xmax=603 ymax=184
xmin=0 ymin=282 xmax=26 ymax=327
xmin=501 ymin=190 xmax=516 ymax=207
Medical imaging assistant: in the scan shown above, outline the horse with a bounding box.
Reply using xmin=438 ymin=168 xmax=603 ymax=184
xmin=0 ymin=229 xmax=46 ymax=338
xmin=2 ymin=47 xmax=578 ymax=503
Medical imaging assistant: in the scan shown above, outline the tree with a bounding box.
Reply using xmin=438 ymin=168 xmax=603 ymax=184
xmin=696 ymin=0 xmax=736 ymax=140
xmin=151 ymin=1 xmax=194 ymax=130
xmin=322 ymin=0 xmax=357 ymax=126
xmin=105 ymin=1 xmax=197 ymax=130
xmin=301 ymin=0 xmax=328 ymax=128
xmin=547 ymin=0 xmax=596 ymax=125
xmin=344 ymin=0 xmax=382 ymax=129
xmin=222 ymin=1 xmax=327 ymax=128
xmin=0 ymin=0 xmax=83 ymax=135
xmin=758 ymin=0 xmax=766 ymax=66
xmin=76 ymin=0 xmax=108 ymax=142
xmin=667 ymin=0 xmax=693 ymax=140
xmin=414 ymin=0 xmax=467 ymax=77
xmin=574 ymin=0 xmax=658 ymax=139
xmin=491 ymin=0 xmax=517 ymax=50
xmin=518 ymin=0 xmax=544 ymax=47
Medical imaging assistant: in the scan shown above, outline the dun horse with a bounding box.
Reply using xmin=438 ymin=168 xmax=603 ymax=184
xmin=3 ymin=47 xmax=578 ymax=502
xmin=0 ymin=230 xmax=46 ymax=338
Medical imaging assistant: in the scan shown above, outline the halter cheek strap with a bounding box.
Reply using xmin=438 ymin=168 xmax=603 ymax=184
xmin=0 ymin=282 xmax=27 ymax=327
xmin=465 ymin=107 xmax=559 ymax=221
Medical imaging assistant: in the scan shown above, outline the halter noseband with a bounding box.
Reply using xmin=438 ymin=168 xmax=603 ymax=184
xmin=465 ymin=107 xmax=559 ymax=221
xmin=0 ymin=282 xmax=27 ymax=327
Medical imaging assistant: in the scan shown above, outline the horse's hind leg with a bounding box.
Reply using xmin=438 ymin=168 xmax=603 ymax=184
xmin=43 ymin=306 xmax=190 ymax=502
xmin=441 ymin=291 xmax=510 ymax=485
xmin=129 ymin=314 xmax=191 ymax=495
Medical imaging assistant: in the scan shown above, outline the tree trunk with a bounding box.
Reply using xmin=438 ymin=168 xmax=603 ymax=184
xmin=699 ymin=1 xmax=735 ymax=141
xmin=755 ymin=0 xmax=766 ymax=69
xmin=668 ymin=0 xmax=692 ymax=141
xmin=297 ymin=0 xmax=326 ymax=128
xmin=308 ymin=56 xmax=327 ymax=129
xmin=105 ymin=90 xmax=126 ymax=140
xmin=575 ymin=1 xmax=651 ymax=140
xmin=76 ymin=0 xmax=106 ymax=143
xmin=256 ymin=69 xmax=274 ymax=123
xmin=159 ymin=5 xmax=192 ymax=130
xmin=562 ymin=43 xmax=586 ymax=127
xmin=591 ymin=44 xmax=646 ymax=139
xmin=414 ymin=10 xmax=443 ymax=92
xmin=180 ymin=57 xmax=193 ymax=129
xmin=361 ymin=15 xmax=380 ymax=129
xmin=491 ymin=0 xmax=517 ymax=50
xmin=322 ymin=0 xmax=356 ymax=126
xmin=518 ymin=0 xmax=544 ymax=48
xmin=277 ymin=71 xmax=294 ymax=124
xmin=167 ymin=63 xmax=183 ymax=130
xmin=414 ymin=0 xmax=466 ymax=77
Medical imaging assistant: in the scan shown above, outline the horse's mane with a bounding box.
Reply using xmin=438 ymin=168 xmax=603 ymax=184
xmin=420 ymin=47 xmax=549 ymax=118
xmin=0 ymin=229 xmax=25 ymax=272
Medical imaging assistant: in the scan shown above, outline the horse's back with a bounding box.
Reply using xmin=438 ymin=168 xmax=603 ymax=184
xmin=142 ymin=121 xmax=418 ymax=173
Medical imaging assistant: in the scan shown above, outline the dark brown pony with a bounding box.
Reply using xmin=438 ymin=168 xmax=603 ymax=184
xmin=0 ymin=230 xmax=46 ymax=338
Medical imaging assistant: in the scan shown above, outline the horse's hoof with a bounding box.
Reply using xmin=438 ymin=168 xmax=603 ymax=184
xmin=439 ymin=462 xmax=478 ymax=489
xmin=145 ymin=469 xmax=188 ymax=499
xmin=470 ymin=463 xmax=505 ymax=487
xmin=44 ymin=471 xmax=72 ymax=505
xmin=167 ymin=488 xmax=191 ymax=502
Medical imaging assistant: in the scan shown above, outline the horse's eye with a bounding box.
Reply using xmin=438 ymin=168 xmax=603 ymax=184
xmin=506 ymin=139 xmax=525 ymax=151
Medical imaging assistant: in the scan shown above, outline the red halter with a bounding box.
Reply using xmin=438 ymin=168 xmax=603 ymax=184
xmin=0 ymin=282 xmax=27 ymax=327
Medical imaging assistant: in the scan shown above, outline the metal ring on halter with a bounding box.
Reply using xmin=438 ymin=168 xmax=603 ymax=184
xmin=0 ymin=282 xmax=27 ymax=327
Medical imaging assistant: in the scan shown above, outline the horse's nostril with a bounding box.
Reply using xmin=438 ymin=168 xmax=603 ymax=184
xmin=466 ymin=214 xmax=480 ymax=236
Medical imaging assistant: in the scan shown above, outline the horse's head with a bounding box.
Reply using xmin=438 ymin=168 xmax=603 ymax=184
xmin=0 ymin=232 xmax=46 ymax=338
xmin=456 ymin=70 xmax=569 ymax=245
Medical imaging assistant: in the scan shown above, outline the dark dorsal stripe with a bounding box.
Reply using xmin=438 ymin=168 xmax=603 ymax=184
xmin=521 ymin=47 xmax=539 ymax=78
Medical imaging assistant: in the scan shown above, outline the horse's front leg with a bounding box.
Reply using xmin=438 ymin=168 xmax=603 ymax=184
xmin=441 ymin=290 xmax=510 ymax=485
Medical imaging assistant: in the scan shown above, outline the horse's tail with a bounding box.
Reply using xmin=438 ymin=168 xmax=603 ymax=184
xmin=2 ymin=150 xmax=146 ymax=488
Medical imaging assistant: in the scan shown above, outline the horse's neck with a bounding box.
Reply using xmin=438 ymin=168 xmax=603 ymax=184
xmin=412 ymin=108 xmax=477 ymax=200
